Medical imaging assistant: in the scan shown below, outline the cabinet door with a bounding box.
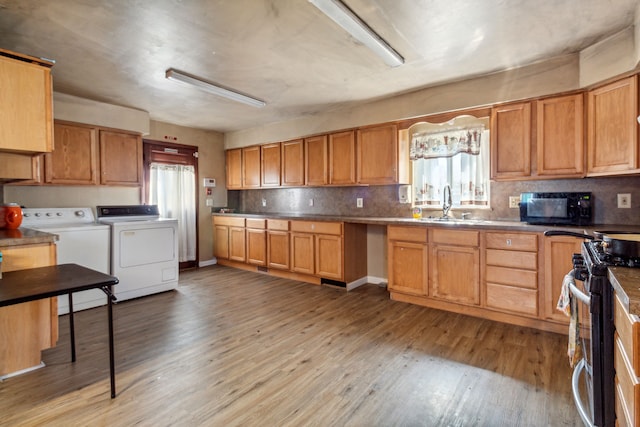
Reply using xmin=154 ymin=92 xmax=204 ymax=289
xmin=246 ymin=228 xmax=267 ymax=266
xmin=587 ymin=75 xmax=639 ymax=175
xmin=229 ymin=227 xmax=246 ymax=262
xmin=305 ymin=135 xmax=328 ymax=186
xmin=267 ymin=231 xmax=290 ymax=270
xmin=281 ymin=139 xmax=305 ymax=187
xmin=430 ymin=244 xmax=480 ymax=305
xmin=290 ymin=232 xmax=314 ymax=274
xmin=490 ymin=102 xmax=531 ymax=180
xmin=357 ymin=124 xmax=399 ymax=184
xmin=329 ymin=130 xmax=356 ymax=185
xmin=0 ymin=54 xmax=53 ymax=153
xmin=46 ymin=122 xmax=98 ymax=184
xmin=99 ymin=130 xmax=142 ymax=186
xmin=242 ymin=146 xmax=261 ymax=188
xmin=214 ymin=224 xmax=229 ymax=259
xmin=261 ymin=142 xmax=281 ymax=187
xmin=226 ymin=148 xmax=243 ymax=189
xmin=536 ymin=94 xmax=584 ymax=177
xmin=316 ymin=234 xmax=343 ymax=280
xmin=0 ymin=152 xmax=42 ymax=182
xmin=0 ymin=243 xmax=57 ymax=376
xmin=543 ymin=236 xmax=582 ymax=323
xmin=388 ymin=241 xmax=428 ymax=296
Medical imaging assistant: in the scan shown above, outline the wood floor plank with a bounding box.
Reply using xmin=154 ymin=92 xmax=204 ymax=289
xmin=0 ymin=265 xmax=582 ymax=426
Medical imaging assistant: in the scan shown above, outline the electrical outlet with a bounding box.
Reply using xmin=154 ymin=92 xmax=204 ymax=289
xmin=618 ymin=193 xmax=631 ymax=208
xmin=261 ymin=198 xmax=267 ymax=207
xmin=308 ymin=198 xmax=314 ymax=207
xmin=356 ymin=198 xmax=363 ymax=208
xmin=509 ymin=196 xmax=520 ymax=209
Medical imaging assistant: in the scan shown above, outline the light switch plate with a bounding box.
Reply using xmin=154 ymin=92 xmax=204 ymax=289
xmin=261 ymin=198 xmax=267 ymax=207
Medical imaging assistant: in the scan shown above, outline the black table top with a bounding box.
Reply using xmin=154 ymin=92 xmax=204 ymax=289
xmin=0 ymin=263 xmax=118 ymax=307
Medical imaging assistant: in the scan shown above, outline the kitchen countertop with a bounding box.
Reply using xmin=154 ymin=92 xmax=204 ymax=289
xmin=0 ymin=228 xmax=58 ymax=247
xmin=609 ymin=267 xmax=640 ymax=317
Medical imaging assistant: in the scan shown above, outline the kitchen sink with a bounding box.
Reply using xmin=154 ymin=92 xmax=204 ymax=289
xmin=418 ymin=217 xmax=488 ymax=224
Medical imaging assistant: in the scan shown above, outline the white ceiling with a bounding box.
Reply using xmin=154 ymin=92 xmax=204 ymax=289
xmin=0 ymin=0 xmax=637 ymax=132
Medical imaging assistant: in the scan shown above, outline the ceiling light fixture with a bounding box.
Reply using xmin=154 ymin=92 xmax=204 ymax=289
xmin=165 ymin=68 xmax=266 ymax=108
xmin=309 ymin=0 xmax=404 ymax=67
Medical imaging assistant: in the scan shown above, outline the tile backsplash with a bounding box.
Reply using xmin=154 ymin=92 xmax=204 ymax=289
xmin=228 ymin=175 xmax=640 ymax=225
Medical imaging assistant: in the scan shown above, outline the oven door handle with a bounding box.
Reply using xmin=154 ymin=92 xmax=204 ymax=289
xmin=572 ymin=358 xmax=594 ymax=427
xmin=569 ymin=281 xmax=591 ymax=306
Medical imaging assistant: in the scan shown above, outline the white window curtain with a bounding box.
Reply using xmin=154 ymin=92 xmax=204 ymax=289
xmin=149 ymin=163 xmax=197 ymax=262
xmin=411 ymin=120 xmax=490 ymax=208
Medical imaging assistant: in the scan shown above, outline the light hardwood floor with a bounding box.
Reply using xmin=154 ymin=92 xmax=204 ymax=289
xmin=0 ymin=265 xmax=582 ymax=426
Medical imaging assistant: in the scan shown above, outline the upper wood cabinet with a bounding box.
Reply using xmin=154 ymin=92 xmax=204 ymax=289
xmin=261 ymin=142 xmax=281 ymax=187
xmin=242 ymin=146 xmax=261 ymax=188
xmin=0 ymin=49 xmax=54 ymax=153
xmin=226 ymin=148 xmax=242 ymax=190
xmin=99 ymin=129 xmax=143 ymax=186
xmin=357 ymin=123 xmax=408 ymax=184
xmin=0 ymin=152 xmax=42 ymax=183
xmin=281 ymin=139 xmax=304 ymax=187
xmin=587 ymin=75 xmax=639 ymax=176
xmin=305 ymin=135 xmax=328 ymax=186
xmin=46 ymin=122 xmax=99 ymax=185
xmin=536 ymin=93 xmax=585 ymax=177
xmin=490 ymin=102 xmax=532 ymax=180
xmin=329 ymin=130 xmax=356 ymax=185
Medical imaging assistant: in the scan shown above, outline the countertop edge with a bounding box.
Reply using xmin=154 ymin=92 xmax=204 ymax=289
xmin=0 ymin=228 xmax=58 ymax=247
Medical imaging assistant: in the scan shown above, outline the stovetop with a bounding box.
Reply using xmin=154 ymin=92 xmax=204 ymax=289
xmin=587 ymin=241 xmax=640 ymax=268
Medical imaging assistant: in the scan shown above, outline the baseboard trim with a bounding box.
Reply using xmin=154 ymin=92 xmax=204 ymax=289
xmin=199 ymin=258 xmax=217 ymax=267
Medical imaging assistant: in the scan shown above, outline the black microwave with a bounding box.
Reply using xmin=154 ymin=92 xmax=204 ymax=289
xmin=519 ymin=192 xmax=592 ymax=225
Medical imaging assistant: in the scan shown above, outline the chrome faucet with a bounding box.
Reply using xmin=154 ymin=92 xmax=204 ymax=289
xmin=442 ymin=184 xmax=452 ymax=218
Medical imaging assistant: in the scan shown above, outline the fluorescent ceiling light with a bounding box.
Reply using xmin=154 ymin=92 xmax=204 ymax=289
xmin=309 ymin=0 xmax=404 ymax=67
xmin=165 ymin=68 xmax=266 ymax=108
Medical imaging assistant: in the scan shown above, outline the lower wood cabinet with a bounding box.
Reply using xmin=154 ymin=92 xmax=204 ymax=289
xmin=0 ymin=243 xmax=58 ymax=376
xmin=429 ymin=229 xmax=480 ymax=306
xmin=543 ymin=235 xmax=582 ymax=324
xmin=246 ymin=219 xmax=266 ymax=266
xmin=228 ymin=226 xmax=246 ymax=262
xmin=484 ymin=232 xmax=538 ymax=317
xmin=614 ymin=294 xmax=640 ymax=426
xmin=290 ymin=220 xmax=344 ymax=280
xmin=213 ymin=216 xmax=245 ymax=260
xmin=267 ymin=219 xmax=290 ymax=270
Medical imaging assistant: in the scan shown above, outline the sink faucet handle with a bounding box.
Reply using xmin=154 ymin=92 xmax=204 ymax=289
xmin=461 ymin=212 xmax=471 ymax=220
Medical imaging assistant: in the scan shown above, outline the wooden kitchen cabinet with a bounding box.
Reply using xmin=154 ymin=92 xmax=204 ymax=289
xmin=543 ymin=235 xmax=582 ymax=324
xmin=305 ymin=135 xmax=328 ymax=186
xmin=46 ymin=121 xmax=99 ymax=184
xmin=485 ymin=232 xmax=539 ymax=317
xmin=0 ymin=152 xmax=42 ymax=182
xmin=387 ymin=226 xmax=428 ymax=296
xmin=0 ymin=242 xmax=58 ymax=376
xmin=229 ymin=226 xmax=246 ymax=262
xmin=536 ymin=93 xmax=585 ymax=177
xmin=226 ymin=148 xmax=243 ymax=189
xmin=267 ymin=219 xmax=290 ymax=270
xmin=281 ymin=139 xmax=305 ymax=187
xmin=329 ymin=130 xmax=356 ymax=185
xmin=213 ymin=216 xmax=245 ymax=260
xmin=0 ymin=49 xmax=54 ymax=153
xmin=99 ymin=129 xmax=143 ymax=186
xmin=429 ymin=228 xmax=480 ymax=306
xmin=357 ymin=123 xmax=408 ymax=185
xmin=246 ymin=219 xmax=267 ymax=266
xmin=614 ymin=294 xmax=640 ymax=426
xmin=261 ymin=142 xmax=281 ymax=187
xmin=587 ymin=75 xmax=639 ymax=176
xmin=242 ymin=146 xmax=261 ymax=188
xmin=490 ymin=101 xmax=532 ymax=180
xmin=290 ymin=220 xmax=344 ymax=280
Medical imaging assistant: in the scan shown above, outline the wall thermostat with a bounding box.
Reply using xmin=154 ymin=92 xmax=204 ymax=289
xmin=203 ymin=178 xmax=216 ymax=187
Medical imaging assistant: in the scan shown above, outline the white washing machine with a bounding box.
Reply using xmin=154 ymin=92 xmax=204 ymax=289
xmin=21 ymin=207 xmax=111 ymax=315
xmin=97 ymin=205 xmax=179 ymax=301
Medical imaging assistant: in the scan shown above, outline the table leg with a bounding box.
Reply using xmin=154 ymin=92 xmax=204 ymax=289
xmin=108 ymin=286 xmax=116 ymax=398
xmin=68 ymin=292 xmax=76 ymax=362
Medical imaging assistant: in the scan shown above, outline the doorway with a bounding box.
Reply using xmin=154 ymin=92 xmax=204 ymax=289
xmin=143 ymin=140 xmax=199 ymax=270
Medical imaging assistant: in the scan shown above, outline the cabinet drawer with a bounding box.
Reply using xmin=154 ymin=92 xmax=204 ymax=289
xmin=267 ymin=219 xmax=289 ymax=231
xmin=486 ymin=249 xmax=537 ymax=270
xmin=430 ymin=228 xmax=478 ymax=246
xmin=213 ymin=216 xmax=245 ymax=227
xmin=387 ymin=226 xmax=427 ymax=243
xmin=485 ymin=265 xmax=537 ymax=289
xmin=615 ymin=294 xmax=640 ymax=375
xmin=615 ymin=335 xmax=640 ymax=425
xmin=486 ymin=283 xmax=538 ymax=316
xmin=617 ymin=377 xmax=633 ymax=427
xmin=246 ymin=218 xmax=266 ymax=229
xmin=486 ymin=232 xmax=537 ymax=251
xmin=290 ymin=221 xmax=342 ymax=235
